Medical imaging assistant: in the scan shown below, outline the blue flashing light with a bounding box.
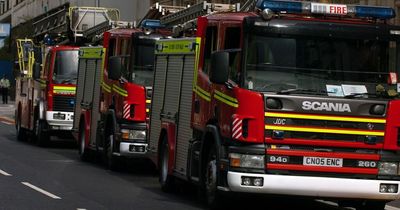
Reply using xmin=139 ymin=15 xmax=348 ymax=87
xmin=354 ymin=5 xmax=396 ymax=19
xmin=256 ymin=0 xmax=303 ymax=13
xmin=140 ymin=19 xmax=165 ymax=29
xmin=255 ymin=0 xmax=396 ymax=20
xmin=43 ymin=34 xmax=55 ymax=46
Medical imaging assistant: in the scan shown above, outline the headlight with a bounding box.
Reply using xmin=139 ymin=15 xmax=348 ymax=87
xmin=121 ymin=129 xmax=146 ymax=140
xmin=229 ymin=153 xmax=265 ymax=169
xmin=378 ymin=162 xmax=398 ymax=175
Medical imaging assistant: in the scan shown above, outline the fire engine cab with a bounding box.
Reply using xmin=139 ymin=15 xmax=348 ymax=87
xmin=148 ymin=1 xmax=400 ymax=209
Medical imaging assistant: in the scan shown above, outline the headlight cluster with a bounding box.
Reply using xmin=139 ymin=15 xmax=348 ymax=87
xmin=121 ymin=129 xmax=146 ymax=140
xmin=378 ymin=162 xmax=400 ymax=175
xmin=229 ymin=153 xmax=265 ymax=169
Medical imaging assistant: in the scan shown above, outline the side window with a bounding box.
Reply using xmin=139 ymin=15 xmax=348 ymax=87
xmin=224 ymin=27 xmax=241 ymax=84
xmin=44 ymin=53 xmax=51 ymax=78
xmin=119 ymin=38 xmax=130 ymax=79
xmin=204 ymin=26 xmax=217 ymax=75
xmin=108 ymin=38 xmax=116 ymax=58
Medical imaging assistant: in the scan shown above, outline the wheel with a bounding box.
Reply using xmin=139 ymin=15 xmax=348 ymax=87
xmin=355 ymin=200 xmax=386 ymax=210
xmin=204 ymin=145 xmax=223 ymax=208
xmin=16 ymin=110 xmax=26 ymax=141
xmin=159 ymin=136 xmax=175 ymax=192
xmin=78 ymin=123 xmax=90 ymax=161
xmin=35 ymin=119 xmax=49 ymax=147
xmin=104 ymin=132 xmax=120 ymax=170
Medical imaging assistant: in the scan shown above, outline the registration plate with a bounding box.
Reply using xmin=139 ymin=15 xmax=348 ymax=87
xmin=303 ymin=156 xmax=343 ymax=167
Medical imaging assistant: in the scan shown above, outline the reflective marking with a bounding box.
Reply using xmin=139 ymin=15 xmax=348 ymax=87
xmin=21 ymin=182 xmax=61 ymax=199
xmin=265 ymin=112 xmax=386 ymax=124
xmin=0 ymin=169 xmax=11 ymax=176
xmin=214 ymin=94 xmax=238 ymax=108
xmin=265 ymin=124 xmax=385 ymax=136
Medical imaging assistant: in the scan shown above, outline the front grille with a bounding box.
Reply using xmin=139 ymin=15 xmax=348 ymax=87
xmin=265 ymin=111 xmax=385 ymax=143
xmin=53 ymin=95 xmax=75 ymax=112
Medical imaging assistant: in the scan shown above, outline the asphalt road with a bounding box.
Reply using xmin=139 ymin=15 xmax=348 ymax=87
xmin=0 ymin=104 xmax=400 ymax=209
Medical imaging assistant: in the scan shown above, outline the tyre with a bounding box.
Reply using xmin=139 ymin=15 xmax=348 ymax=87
xmin=78 ymin=122 xmax=90 ymax=161
xmin=35 ymin=119 xmax=49 ymax=147
xmin=204 ymin=144 xmax=224 ymax=209
xmin=16 ymin=110 xmax=26 ymax=141
xmin=159 ymin=136 xmax=175 ymax=192
xmin=104 ymin=132 xmax=120 ymax=170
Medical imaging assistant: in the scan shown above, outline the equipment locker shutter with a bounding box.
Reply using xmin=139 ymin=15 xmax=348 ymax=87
xmin=175 ymin=55 xmax=195 ymax=174
xmin=149 ymin=55 xmax=167 ymax=152
xmin=90 ymin=58 xmax=103 ymax=146
xmin=73 ymin=58 xmax=87 ymax=130
xmin=163 ymin=56 xmax=183 ymax=118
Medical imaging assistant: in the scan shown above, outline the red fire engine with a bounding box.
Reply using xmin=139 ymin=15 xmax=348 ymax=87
xmin=148 ymin=1 xmax=400 ymax=209
xmin=15 ymin=6 xmax=120 ymax=146
xmin=73 ymin=17 xmax=172 ymax=169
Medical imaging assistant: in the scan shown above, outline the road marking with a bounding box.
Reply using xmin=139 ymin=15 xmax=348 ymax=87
xmin=77 ymin=208 xmax=87 ymax=210
xmin=0 ymin=169 xmax=11 ymax=176
xmin=386 ymin=206 xmax=400 ymax=210
xmin=21 ymin=182 xmax=61 ymax=199
xmin=317 ymin=199 xmax=400 ymax=210
xmin=0 ymin=116 xmax=14 ymax=124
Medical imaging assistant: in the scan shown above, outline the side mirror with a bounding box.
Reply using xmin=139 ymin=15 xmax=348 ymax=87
xmin=108 ymin=56 xmax=122 ymax=80
xmin=33 ymin=63 xmax=41 ymax=79
xmin=210 ymin=51 xmax=229 ymax=84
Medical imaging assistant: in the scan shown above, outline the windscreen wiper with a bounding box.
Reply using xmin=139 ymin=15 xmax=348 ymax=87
xmin=61 ymin=78 xmax=77 ymax=84
xmin=344 ymin=92 xmax=380 ymax=99
xmin=277 ymin=88 xmax=326 ymax=95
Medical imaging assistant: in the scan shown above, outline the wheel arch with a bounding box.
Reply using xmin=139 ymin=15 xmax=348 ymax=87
xmin=199 ymin=124 xmax=222 ymax=184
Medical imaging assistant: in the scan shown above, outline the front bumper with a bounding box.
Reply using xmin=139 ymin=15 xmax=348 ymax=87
xmin=45 ymin=111 xmax=73 ymax=130
xmin=227 ymin=171 xmax=400 ymax=200
xmin=119 ymin=142 xmax=148 ymax=157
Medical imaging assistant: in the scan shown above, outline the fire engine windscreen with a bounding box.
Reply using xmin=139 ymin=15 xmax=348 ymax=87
xmin=127 ymin=40 xmax=155 ymax=87
xmin=245 ymin=34 xmax=398 ymax=96
xmin=53 ymin=50 xmax=79 ymax=84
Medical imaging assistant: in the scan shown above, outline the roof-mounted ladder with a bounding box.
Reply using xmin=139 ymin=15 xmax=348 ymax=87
xmin=82 ymin=20 xmax=134 ymax=44
xmin=160 ymin=1 xmax=240 ymax=36
xmin=240 ymin=0 xmax=257 ymax=12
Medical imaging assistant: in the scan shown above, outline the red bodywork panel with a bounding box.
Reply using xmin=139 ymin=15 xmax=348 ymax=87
xmin=101 ymin=28 xmax=148 ymax=123
xmin=384 ymin=100 xmax=400 ymax=150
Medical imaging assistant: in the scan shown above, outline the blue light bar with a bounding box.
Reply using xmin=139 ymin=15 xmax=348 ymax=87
xmin=255 ymin=0 xmax=396 ymax=20
xmin=353 ymin=5 xmax=395 ymax=19
xmin=256 ymin=0 xmax=302 ymax=13
xmin=140 ymin=19 xmax=164 ymax=29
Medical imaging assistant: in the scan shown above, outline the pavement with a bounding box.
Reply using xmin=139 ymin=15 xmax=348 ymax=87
xmin=0 ymin=100 xmax=15 ymax=125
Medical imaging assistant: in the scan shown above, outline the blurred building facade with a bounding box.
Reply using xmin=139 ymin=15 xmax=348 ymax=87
xmin=0 ymin=0 xmax=150 ymax=28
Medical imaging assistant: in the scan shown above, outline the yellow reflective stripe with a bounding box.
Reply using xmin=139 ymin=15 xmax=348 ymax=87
xmin=112 ymin=85 xmax=128 ymax=97
xmin=113 ymin=85 xmax=127 ymax=94
xmin=214 ymin=94 xmax=238 ymax=108
xmin=53 ymin=86 xmax=76 ymax=91
xmin=215 ymin=90 xmax=238 ymax=103
xmin=146 ymin=100 xmax=151 ymax=104
xmin=102 ymin=83 xmax=111 ymax=93
xmin=146 ymin=109 xmax=150 ymax=113
xmin=196 ymin=86 xmax=211 ymax=97
xmin=265 ymin=125 xmax=385 ymax=136
xmin=265 ymin=112 xmax=386 ymax=124
xmin=53 ymin=90 xmax=75 ymax=94
xmin=194 ymin=87 xmax=211 ymax=102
